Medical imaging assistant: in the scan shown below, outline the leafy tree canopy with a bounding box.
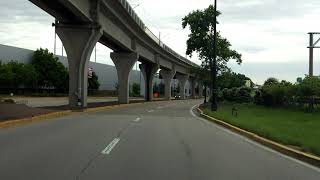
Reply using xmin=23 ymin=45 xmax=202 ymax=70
xmin=182 ymin=5 xmax=242 ymax=70
xmin=32 ymin=48 xmax=68 ymax=89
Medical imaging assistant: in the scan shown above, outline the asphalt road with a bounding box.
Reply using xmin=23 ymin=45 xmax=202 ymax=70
xmin=0 ymin=99 xmax=319 ymax=180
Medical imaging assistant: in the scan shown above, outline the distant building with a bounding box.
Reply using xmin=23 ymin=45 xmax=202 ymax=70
xmin=0 ymin=44 xmax=191 ymax=96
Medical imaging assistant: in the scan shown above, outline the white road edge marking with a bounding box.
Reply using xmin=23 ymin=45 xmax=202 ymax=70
xmin=147 ymin=110 xmax=154 ymax=113
xmin=189 ymin=104 xmax=320 ymax=173
xmin=133 ymin=117 xmax=141 ymax=122
xmin=101 ymin=138 xmax=121 ymax=155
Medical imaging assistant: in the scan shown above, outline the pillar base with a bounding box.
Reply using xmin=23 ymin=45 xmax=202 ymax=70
xmin=160 ymin=69 xmax=176 ymax=100
xmin=111 ymin=52 xmax=138 ymax=104
xmin=140 ymin=63 xmax=159 ymax=101
xmin=176 ymin=74 xmax=189 ymax=100
xmin=56 ymin=23 xmax=102 ymax=108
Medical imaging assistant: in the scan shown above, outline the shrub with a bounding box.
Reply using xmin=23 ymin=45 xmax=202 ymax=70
xmin=32 ymin=48 xmax=68 ymax=90
xmin=88 ymin=71 xmax=100 ymax=90
xmin=130 ymin=83 xmax=140 ymax=97
xmin=221 ymin=86 xmax=252 ymax=103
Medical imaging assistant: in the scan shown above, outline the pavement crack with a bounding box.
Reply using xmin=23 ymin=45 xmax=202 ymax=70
xmin=75 ymin=153 xmax=101 ymax=180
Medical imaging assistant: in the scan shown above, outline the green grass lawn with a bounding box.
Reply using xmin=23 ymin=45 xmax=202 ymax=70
xmin=203 ymin=103 xmax=320 ymax=156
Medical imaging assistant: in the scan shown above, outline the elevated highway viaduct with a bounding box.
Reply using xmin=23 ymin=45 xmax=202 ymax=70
xmin=29 ymin=0 xmax=203 ymax=108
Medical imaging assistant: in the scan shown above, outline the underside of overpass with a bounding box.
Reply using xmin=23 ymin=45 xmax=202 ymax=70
xmin=29 ymin=0 xmax=203 ymax=108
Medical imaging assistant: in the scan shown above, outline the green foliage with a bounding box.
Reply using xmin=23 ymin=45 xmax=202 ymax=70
xmin=32 ymin=48 xmax=68 ymax=90
xmin=263 ymin=77 xmax=279 ymax=86
xmin=221 ymin=86 xmax=252 ymax=103
xmin=203 ymin=102 xmax=320 ymax=156
xmin=88 ymin=72 xmax=100 ymax=90
xmin=217 ymin=70 xmax=251 ymax=89
xmin=0 ymin=61 xmax=38 ymax=89
xmin=297 ymin=76 xmax=320 ymax=97
xmin=255 ymin=76 xmax=320 ymax=111
xmin=1 ymin=48 xmax=102 ymax=94
xmin=131 ymin=83 xmax=140 ymax=97
xmin=182 ymin=5 xmax=242 ymax=70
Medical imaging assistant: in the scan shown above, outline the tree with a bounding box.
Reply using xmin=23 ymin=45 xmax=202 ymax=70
xmin=0 ymin=61 xmax=38 ymax=91
xmin=190 ymin=64 xmax=211 ymax=103
xmin=182 ymin=5 xmax=242 ymax=110
xmin=88 ymin=72 xmax=100 ymax=90
xmin=131 ymin=83 xmax=140 ymax=97
xmin=0 ymin=61 xmax=14 ymax=88
xmin=264 ymin=77 xmax=279 ymax=86
xmin=297 ymin=76 xmax=320 ymax=111
xmin=32 ymin=48 xmax=68 ymax=90
xmin=217 ymin=70 xmax=251 ymax=89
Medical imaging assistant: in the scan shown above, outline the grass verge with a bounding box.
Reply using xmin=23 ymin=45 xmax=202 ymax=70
xmin=203 ymin=102 xmax=320 ymax=156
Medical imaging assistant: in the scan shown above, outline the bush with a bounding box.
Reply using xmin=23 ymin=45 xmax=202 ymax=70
xmin=221 ymin=86 xmax=252 ymax=103
xmin=88 ymin=72 xmax=100 ymax=90
xmin=255 ymin=76 xmax=320 ymax=110
xmin=257 ymin=81 xmax=294 ymax=106
xmin=0 ymin=61 xmax=38 ymax=89
xmin=130 ymin=83 xmax=140 ymax=97
xmin=32 ymin=48 xmax=68 ymax=90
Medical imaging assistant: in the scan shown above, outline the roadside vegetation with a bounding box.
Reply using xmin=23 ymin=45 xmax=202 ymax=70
xmin=0 ymin=48 xmax=100 ymax=96
xmin=201 ymin=75 xmax=320 ymax=156
xmin=203 ymin=102 xmax=320 ymax=156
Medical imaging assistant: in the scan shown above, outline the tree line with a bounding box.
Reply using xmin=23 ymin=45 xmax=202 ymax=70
xmin=0 ymin=48 xmax=99 ymax=94
xmin=254 ymin=76 xmax=320 ymax=112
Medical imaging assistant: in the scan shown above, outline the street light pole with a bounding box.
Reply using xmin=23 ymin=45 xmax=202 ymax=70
xmin=211 ymin=0 xmax=218 ymax=111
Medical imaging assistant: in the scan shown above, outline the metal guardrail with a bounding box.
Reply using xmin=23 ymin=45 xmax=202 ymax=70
xmin=117 ymin=0 xmax=198 ymax=67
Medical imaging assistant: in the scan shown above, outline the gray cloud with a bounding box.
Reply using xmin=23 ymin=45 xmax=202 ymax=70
xmin=220 ymin=0 xmax=320 ymax=22
xmin=0 ymin=0 xmax=51 ymax=23
xmin=1 ymin=0 xmax=320 ymax=83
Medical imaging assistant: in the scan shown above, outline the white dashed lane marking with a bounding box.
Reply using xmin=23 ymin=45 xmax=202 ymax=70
xmin=101 ymin=138 xmax=121 ymax=155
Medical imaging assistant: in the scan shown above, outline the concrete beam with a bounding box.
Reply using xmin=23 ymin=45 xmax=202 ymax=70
xmin=56 ymin=23 xmax=102 ymax=108
xmin=176 ymin=74 xmax=189 ymax=99
xmin=139 ymin=61 xmax=159 ymax=101
xmin=110 ymin=52 xmax=138 ymax=104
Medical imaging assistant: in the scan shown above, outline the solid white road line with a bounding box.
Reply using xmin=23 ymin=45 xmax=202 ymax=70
xmin=147 ymin=110 xmax=154 ymax=113
xmin=101 ymin=138 xmax=121 ymax=155
xmin=189 ymin=104 xmax=320 ymax=173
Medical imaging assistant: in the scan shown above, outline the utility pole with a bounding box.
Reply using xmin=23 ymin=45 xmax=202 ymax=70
xmin=307 ymin=32 xmax=320 ymax=76
xmin=54 ymin=29 xmax=56 ymax=55
xmin=211 ymin=0 xmax=218 ymax=111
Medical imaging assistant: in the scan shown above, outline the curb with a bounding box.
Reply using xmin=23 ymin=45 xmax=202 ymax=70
xmin=83 ymin=102 xmax=145 ymax=113
xmin=0 ymin=102 xmax=147 ymax=128
xmin=197 ymin=107 xmax=320 ymax=168
xmin=0 ymin=110 xmax=72 ymax=128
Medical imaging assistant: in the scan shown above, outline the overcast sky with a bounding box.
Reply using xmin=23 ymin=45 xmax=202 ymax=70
xmin=1 ymin=0 xmax=320 ymax=84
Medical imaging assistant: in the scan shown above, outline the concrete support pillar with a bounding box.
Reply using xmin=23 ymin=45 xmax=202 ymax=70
xmin=110 ymin=52 xmax=138 ymax=104
xmin=199 ymin=82 xmax=204 ymax=97
xmin=56 ymin=24 xmax=102 ymax=108
xmin=139 ymin=62 xmax=159 ymax=101
xmin=176 ymin=74 xmax=189 ymax=99
xmin=190 ymin=78 xmax=196 ymax=99
xmin=160 ymin=69 xmax=176 ymax=100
